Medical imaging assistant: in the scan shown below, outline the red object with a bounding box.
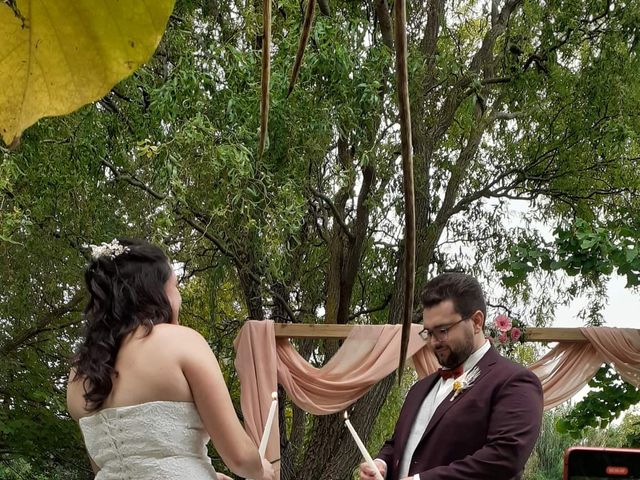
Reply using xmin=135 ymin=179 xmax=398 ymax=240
xmin=438 ymin=364 xmax=464 ymax=380
xmin=606 ymin=465 xmax=629 ymax=475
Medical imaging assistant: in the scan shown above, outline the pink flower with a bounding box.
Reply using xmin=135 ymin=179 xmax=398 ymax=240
xmin=498 ymin=332 xmax=508 ymax=344
xmin=510 ymin=327 xmax=522 ymax=342
xmin=494 ymin=315 xmax=512 ymax=332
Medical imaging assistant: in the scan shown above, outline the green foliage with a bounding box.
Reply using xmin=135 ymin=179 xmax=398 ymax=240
xmin=0 ymin=457 xmax=89 ymax=480
xmin=616 ymin=413 xmax=640 ymax=448
xmin=0 ymin=327 xmax=92 ymax=477
xmin=524 ymin=410 xmax=574 ymax=480
xmin=523 ymin=407 xmax=640 ymax=480
xmin=557 ymin=366 xmax=640 ymax=438
xmin=498 ymin=218 xmax=640 ymax=289
xmin=3 ymin=0 xmax=640 ymax=477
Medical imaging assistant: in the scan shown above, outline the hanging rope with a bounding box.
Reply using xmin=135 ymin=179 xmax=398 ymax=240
xmin=393 ymin=0 xmax=415 ymax=378
xmin=287 ymin=0 xmax=317 ymax=97
xmin=259 ymin=1 xmax=415 ymax=379
xmin=258 ymin=0 xmax=271 ymax=158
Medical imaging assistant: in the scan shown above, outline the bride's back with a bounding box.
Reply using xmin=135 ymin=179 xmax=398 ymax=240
xmin=79 ymin=401 xmax=217 ymax=480
xmin=68 ymin=323 xmax=193 ymax=419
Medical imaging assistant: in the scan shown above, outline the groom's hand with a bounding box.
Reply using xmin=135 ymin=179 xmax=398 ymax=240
xmin=359 ymin=459 xmax=386 ymax=479
xmin=258 ymin=457 xmax=276 ymax=480
xmin=216 ymin=474 xmax=232 ymax=480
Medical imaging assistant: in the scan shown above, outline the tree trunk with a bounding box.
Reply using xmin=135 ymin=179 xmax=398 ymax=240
xmin=296 ymin=374 xmax=396 ymax=480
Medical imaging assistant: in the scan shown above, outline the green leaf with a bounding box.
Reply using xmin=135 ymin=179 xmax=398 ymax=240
xmin=0 ymin=0 xmax=176 ymax=146
xmin=580 ymin=238 xmax=598 ymax=249
xmin=502 ymin=276 xmax=521 ymax=287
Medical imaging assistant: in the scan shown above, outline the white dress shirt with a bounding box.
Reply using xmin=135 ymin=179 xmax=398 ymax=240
xmin=395 ymin=340 xmax=490 ymax=480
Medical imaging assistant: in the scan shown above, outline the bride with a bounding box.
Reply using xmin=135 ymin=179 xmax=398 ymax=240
xmin=66 ymin=239 xmax=275 ymax=480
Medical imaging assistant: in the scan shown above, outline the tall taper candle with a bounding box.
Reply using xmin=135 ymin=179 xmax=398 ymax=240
xmin=344 ymin=412 xmax=384 ymax=480
xmin=258 ymin=391 xmax=278 ymax=457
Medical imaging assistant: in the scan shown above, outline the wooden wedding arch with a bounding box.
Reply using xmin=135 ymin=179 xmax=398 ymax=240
xmin=235 ymin=321 xmax=640 ymax=475
xmin=272 ymin=324 xmax=587 ymax=341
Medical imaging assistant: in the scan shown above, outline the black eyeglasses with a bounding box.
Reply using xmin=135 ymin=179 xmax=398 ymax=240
xmin=419 ymin=317 xmax=470 ymax=342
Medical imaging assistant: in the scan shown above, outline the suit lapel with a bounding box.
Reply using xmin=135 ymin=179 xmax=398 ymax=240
xmin=418 ymin=347 xmax=499 ymax=443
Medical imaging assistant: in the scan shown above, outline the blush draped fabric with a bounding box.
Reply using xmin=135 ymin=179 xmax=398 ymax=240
xmin=528 ymin=327 xmax=640 ymax=409
xmin=233 ymin=321 xmax=640 ymax=479
xmin=233 ymin=320 xmax=440 ymax=475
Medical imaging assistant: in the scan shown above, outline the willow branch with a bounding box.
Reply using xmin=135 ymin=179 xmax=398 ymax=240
xmin=103 ymin=162 xmax=297 ymax=322
xmin=311 ymin=189 xmax=355 ymax=241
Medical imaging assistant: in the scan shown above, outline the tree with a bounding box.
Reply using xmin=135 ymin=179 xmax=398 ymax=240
xmin=2 ymin=0 xmax=640 ymax=478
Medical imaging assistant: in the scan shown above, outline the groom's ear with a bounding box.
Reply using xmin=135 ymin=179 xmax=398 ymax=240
xmin=471 ymin=310 xmax=485 ymax=333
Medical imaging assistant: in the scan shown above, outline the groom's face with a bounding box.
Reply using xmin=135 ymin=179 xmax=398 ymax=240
xmin=422 ymin=300 xmax=475 ymax=369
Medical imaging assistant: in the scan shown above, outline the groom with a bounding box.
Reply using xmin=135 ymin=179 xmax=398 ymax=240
xmin=360 ymin=272 xmax=543 ymax=480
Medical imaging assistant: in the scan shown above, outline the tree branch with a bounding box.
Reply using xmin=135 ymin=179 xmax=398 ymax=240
xmin=311 ymin=189 xmax=355 ymax=241
xmin=0 ymin=291 xmax=85 ymax=357
xmin=102 ymin=160 xmax=298 ymax=322
xmin=349 ymin=294 xmax=392 ymax=320
xmin=374 ymin=0 xmax=394 ymax=50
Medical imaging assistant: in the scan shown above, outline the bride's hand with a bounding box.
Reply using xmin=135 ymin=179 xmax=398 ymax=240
xmin=216 ymin=474 xmax=232 ymax=480
xmin=259 ymin=457 xmax=276 ymax=480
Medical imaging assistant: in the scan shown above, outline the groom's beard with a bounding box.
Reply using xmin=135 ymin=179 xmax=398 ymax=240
xmin=434 ymin=329 xmax=475 ymax=368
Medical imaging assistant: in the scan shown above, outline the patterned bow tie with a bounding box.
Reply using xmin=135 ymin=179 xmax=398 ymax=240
xmin=438 ymin=365 xmax=464 ymax=380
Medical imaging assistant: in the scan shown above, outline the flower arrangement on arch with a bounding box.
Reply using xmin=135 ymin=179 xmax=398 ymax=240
xmin=487 ymin=314 xmax=527 ymax=353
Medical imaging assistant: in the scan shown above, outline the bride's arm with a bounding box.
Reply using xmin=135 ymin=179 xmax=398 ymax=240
xmin=177 ymin=327 xmax=272 ymax=480
xmin=66 ymin=370 xmax=101 ymax=476
xmin=89 ymin=457 xmax=100 ymax=475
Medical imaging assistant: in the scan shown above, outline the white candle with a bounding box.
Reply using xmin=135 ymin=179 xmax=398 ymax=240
xmin=343 ymin=412 xmax=384 ymax=480
xmin=258 ymin=391 xmax=278 ymax=457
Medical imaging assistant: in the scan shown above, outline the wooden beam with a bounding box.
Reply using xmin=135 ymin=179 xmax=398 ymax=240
xmin=274 ymin=323 xmax=354 ymax=339
xmin=273 ymin=324 xmax=588 ymax=342
xmin=526 ymin=327 xmax=586 ymax=342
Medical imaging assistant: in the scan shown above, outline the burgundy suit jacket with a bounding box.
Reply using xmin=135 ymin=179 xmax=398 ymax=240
xmin=377 ymin=347 xmax=543 ymax=480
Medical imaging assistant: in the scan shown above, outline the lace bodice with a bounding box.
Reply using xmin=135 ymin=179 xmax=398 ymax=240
xmin=79 ymin=401 xmax=218 ymax=479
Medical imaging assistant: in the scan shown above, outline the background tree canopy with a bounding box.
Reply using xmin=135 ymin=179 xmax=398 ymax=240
xmin=1 ymin=0 xmax=640 ymax=478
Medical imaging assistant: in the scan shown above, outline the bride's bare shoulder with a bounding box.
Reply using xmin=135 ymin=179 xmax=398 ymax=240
xmin=153 ymin=325 xmax=220 ymax=373
xmin=151 ymin=323 xmax=209 ymax=348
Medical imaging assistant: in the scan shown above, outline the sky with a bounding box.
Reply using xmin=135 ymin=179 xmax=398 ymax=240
xmin=503 ymin=199 xmax=640 ymax=329
xmin=553 ymin=274 xmax=640 ymax=329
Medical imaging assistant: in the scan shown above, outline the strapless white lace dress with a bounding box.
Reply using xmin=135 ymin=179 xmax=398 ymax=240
xmin=79 ymin=401 xmax=218 ymax=479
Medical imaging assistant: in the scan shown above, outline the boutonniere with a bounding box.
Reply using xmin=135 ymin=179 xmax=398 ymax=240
xmin=451 ymin=366 xmax=480 ymax=401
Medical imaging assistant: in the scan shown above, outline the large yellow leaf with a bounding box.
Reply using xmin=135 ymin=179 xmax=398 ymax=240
xmin=0 ymin=0 xmax=175 ymax=146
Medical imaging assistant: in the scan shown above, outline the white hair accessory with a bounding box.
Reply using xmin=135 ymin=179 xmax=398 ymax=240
xmin=89 ymin=239 xmax=129 ymax=259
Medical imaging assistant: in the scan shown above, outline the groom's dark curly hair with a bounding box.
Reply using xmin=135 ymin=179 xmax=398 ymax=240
xmin=71 ymin=238 xmax=173 ymax=410
xmin=420 ymin=272 xmax=487 ymax=329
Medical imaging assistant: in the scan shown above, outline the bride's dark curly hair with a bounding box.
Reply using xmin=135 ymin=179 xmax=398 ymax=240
xmin=71 ymin=239 xmax=173 ymax=410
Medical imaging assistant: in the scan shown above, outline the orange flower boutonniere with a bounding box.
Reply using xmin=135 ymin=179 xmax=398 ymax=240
xmin=451 ymin=366 xmax=480 ymax=401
